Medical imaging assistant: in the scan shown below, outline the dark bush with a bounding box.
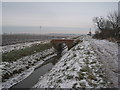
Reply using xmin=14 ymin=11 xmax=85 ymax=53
xmin=93 ymin=11 xmax=120 ymax=41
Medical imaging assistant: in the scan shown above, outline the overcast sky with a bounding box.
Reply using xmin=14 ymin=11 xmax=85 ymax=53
xmin=2 ymin=2 xmax=118 ymax=34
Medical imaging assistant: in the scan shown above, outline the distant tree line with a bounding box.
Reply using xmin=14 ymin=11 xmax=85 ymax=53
xmin=93 ymin=11 xmax=120 ymax=41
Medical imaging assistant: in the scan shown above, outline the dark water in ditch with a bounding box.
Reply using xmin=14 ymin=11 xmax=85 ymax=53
xmin=10 ymin=63 xmax=53 ymax=89
xmin=8 ymin=55 xmax=59 ymax=90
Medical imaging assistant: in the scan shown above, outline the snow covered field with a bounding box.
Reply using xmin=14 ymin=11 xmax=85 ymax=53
xmin=33 ymin=35 xmax=118 ymax=88
xmin=1 ymin=40 xmax=50 ymax=53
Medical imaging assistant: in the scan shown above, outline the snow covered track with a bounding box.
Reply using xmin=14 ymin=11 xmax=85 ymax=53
xmin=89 ymin=38 xmax=118 ymax=87
xmin=33 ymin=39 xmax=111 ymax=88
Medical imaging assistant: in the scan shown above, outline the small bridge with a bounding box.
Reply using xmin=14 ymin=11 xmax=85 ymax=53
xmin=51 ymin=39 xmax=82 ymax=56
xmin=51 ymin=39 xmax=76 ymax=52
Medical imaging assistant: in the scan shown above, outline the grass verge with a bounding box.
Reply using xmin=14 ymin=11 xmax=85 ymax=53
xmin=2 ymin=43 xmax=52 ymax=62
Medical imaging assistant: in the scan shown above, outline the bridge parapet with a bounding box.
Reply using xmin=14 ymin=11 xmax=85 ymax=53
xmin=51 ymin=39 xmax=75 ymax=50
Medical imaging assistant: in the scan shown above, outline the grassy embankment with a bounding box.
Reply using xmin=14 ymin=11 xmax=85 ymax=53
xmin=2 ymin=43 xmax=52 ymax=62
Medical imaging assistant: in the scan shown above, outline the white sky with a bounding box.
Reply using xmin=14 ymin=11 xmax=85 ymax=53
xmin=1 ymin=0 xmax=120 ymax=2
xmin=1 ymin=1 xmax=119 ymax=34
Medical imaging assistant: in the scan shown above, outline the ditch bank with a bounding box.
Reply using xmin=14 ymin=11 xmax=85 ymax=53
xmin=9 ymin=55 xmax=59 ymax=89
xmin=2 ymin=39 xmax=77 ymax=89
xmin=1 ymin=48 xmax=56 ymax=89
xmin=2 ymin=46 xmax=65 ymax=89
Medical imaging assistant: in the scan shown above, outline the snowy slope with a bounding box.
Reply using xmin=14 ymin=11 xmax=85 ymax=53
xmin=87 ymin=36 xmax=118 ymax=87
xmin=1 ymin=47 xmax=56 ymax=88
xmin=33 ymin=37 xmax=112 ymax=88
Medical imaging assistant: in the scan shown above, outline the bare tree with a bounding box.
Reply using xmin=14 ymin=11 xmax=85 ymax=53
xmin=93 ymin=11 xmax=120 ymax=40
xmin=93 ymin=16 xmax=106 ymax=31
xmin=107 ymin=11 xmax=118 ymax=29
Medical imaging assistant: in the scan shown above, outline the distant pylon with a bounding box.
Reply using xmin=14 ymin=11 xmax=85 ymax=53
xmin=40 ymin=26 xmax=42 ymax=34
xmin=88 ymin=28 xmax=92 ymax=36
